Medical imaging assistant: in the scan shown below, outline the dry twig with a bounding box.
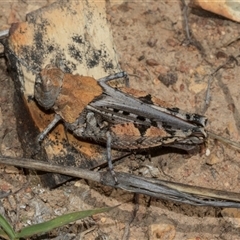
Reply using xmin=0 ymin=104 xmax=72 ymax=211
xmin=1 ymin=155 xmax=240 ymax=208
xmin=181 ymin=0 xmax=205 ymax=56
xmin=208 ymin=131 xmax=240 ymax=151
xmin=202 ymin=55 xmax=239 ymax=113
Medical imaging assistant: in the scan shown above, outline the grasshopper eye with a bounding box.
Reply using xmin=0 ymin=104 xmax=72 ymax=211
xmin=35 ymin=75 xmax=42 ymax=85
xmin=45 ymin=64 xmax=55 ymax=70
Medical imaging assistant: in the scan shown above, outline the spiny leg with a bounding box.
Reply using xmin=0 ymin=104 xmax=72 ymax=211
xmin=106 ymin=131 xmax=118 ymax=184
xmin=32 ymin=114 xmax=62 ymax=157
xmin=37 ymin=114 xmax=62 ymax=143
xmin=98 ymin=71 xmax=129 ymax=87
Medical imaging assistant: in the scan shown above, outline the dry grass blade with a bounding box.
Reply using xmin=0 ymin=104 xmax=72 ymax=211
xmin=208 ymin=131 xmax=240 ymax=151
xmin=0 ymin=155 xmax=240 ymax=208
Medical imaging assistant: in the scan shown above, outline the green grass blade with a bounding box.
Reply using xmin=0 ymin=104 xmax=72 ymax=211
xmin=0 ymin=214 xmax=16 ymax=239
xmin=16 ymin=206 xmax=114 ymax=238
xmin=0 ymin=229 xmax=11 ymax=240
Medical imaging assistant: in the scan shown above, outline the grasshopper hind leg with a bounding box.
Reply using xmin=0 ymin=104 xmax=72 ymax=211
xmin=106 ymin=131 xmax=118 ymax=184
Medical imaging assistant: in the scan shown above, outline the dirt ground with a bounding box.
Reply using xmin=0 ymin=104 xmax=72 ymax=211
xmin=2 ymin=0 xmax=240 ymax=239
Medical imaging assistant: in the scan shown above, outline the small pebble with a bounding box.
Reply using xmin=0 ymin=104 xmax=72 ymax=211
xmin=166 ymin=38 xmax=178 ymax=47
xmin=149 ymin=223 xmax=176 ymax=240
xmin=216 ymin=51 xmax=228 ymax=59
xmin=222 ymin=208 xmax=240 ymax=228
xmin=138 ymin=55 xmax=145 ymax=61
xmin=147 ymin=38 xmax=158 ymax=47
xmin=228 ymin=103 xmax=235 ymax=113
xmin=158 ymin=72 xmax=178 ymax=87
xmin=205 ymin=148 xmax=211 ymax=157
xmin=146 ymin=59 xmax=160 ymax=66
xmin=206 ymin=155 xmax=221 ymax=165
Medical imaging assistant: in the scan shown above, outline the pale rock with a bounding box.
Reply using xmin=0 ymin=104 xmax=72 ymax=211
xmin=100 ymin=217 xmax=107 ymax=223
xmin=206 ymin=155 xmax=222 ymax=165
xmin=192 ymin=0 xmax=240 ymax=23
xmin=221 ymin=208 xmax=240 ymax=227
xmin=205 ymin=148 xmax=211 ymax=157
xmin=0 ymin=143 xmax=16 ymax=157
xmin=4 ymin=165 xmax=20 ymax=174
xmin=149 ymin=223 xmax=176 ymax=240
xmin=227 ymin=121 xmax=238 ymax=139
xmin=195 ymin=65 xmax=206 ymax=75
xmin=188 ymin=79 xmax=207 ymax=93
xmin=8 ymin=0 xmax=121 ymax=97
xmin=188 ymin=65 xmax=208 ymax=93
xmin=74 ymin=180 xmax=83 ymax=187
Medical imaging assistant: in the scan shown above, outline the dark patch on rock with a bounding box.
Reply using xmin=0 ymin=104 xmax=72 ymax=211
xmin=158 ymin=72 xmax=178 ymax=87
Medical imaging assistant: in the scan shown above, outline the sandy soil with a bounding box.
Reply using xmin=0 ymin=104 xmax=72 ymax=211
xmin=1 ymin=1 xmax=240 ymax=239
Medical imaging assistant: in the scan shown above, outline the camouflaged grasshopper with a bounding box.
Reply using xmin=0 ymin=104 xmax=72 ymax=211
xmin=34 ymin=64 xmax=207 ymax=183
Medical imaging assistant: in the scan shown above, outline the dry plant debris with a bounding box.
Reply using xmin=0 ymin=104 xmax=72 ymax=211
xmin=1 ymin=1 xmax=240 ymax=239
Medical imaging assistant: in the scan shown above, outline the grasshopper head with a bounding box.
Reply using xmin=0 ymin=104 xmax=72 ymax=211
xmin=34 ymin=64 xmax=64 ymax=110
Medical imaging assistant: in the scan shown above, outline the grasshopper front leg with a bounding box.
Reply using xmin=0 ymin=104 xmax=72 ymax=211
xmin=32 ymin=114 xmax=62 ymax=156
xmin=37 ymin=114 xmax=62 ymax=144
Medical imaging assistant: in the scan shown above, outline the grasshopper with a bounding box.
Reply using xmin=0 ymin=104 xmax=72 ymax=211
xmin=34 ymin=64 xmax=207 ymax=183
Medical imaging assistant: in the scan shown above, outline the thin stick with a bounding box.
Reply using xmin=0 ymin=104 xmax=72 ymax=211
xmin=1 ymin=155 xmax=240 ymax=208
xmin=0 ymin=155 xmax=100 ymax=182
xmin=182 ymin=0 xmax=191 ymax=42
xmin=208 ymin=131 xmax=240 ymax=151
xmin=203 ymin=55 xmax=239 ymax=113
xmin=181 ymin=0 xmax=205 ymax=56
